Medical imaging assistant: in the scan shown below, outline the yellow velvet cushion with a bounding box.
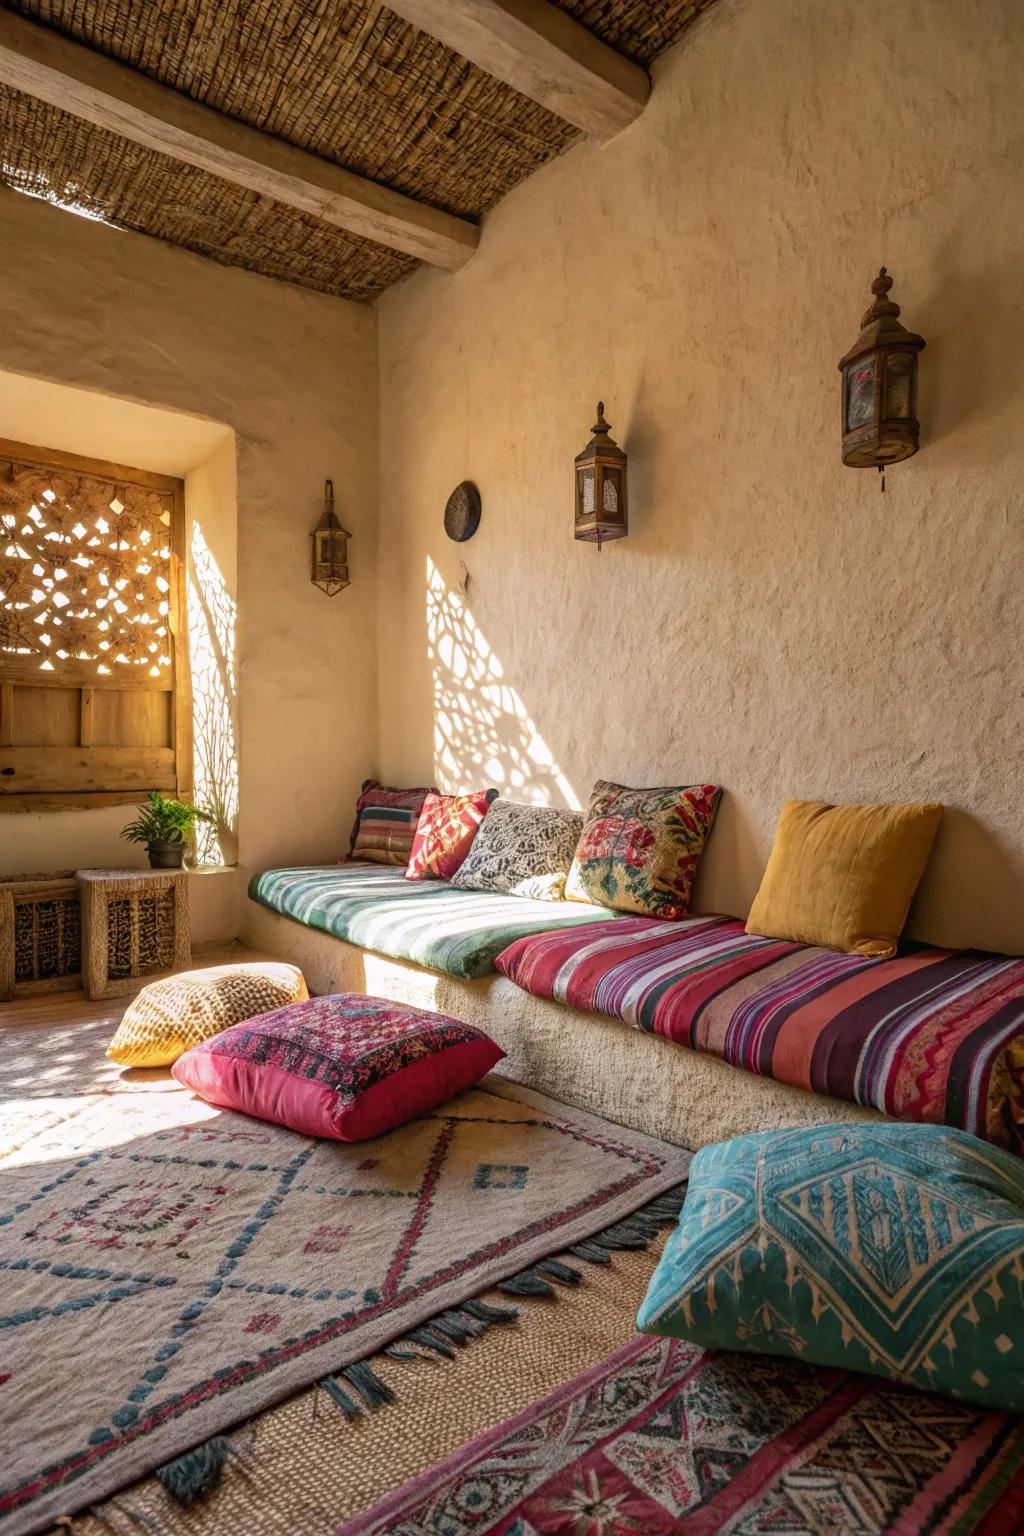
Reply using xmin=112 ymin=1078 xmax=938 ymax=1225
xmin=745 ymin=799 xmax=943 ymax=958
xmin=106 ymin=961 xmax=309 ymax=1068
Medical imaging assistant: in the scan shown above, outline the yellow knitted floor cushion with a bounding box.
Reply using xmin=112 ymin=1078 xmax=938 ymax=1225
xmin=106 ymin=961 xmax=309 ymax=1068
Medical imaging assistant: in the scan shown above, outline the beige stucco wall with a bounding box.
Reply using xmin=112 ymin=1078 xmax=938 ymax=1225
xmin=0 ymin=189 xmax=379 ymax=943
xmin=376 ymin=0 xmax=1024 ymax=954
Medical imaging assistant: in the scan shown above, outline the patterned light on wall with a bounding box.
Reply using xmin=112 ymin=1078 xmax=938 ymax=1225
xmin=574 ymin=402 xmax=628 ymax=549
xmin=0 ymin=461 xmax=175 ymax=677
xmin=838 ymin=267 xmax=926 ymax=490
xmin=310 ymin=479 xmax=352 ymax=595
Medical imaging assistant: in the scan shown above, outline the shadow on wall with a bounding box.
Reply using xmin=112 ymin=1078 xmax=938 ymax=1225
xmin=189 ymin=521 xmax=239 ymax=866
xmin=910 ymin=808 xmax=1024 ymax=955
xmin=426 ymin=556 xmax=580 ymax=808
xmin=917 ymin=225 xmax=1024 ymax=464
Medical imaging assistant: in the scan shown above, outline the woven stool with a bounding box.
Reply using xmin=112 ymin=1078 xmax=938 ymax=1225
xmin=106 ymin=961 xmax=309 ymax=1068
xmin=78 ymin=868 xmax=190 ymax=1001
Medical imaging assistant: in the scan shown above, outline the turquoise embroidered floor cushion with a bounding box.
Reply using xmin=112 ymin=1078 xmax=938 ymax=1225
xmin=637 ymin=1122 xmax=1024 ymax=1411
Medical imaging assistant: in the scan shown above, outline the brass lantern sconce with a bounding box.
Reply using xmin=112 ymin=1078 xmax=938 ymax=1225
xmin=310 ymin=479 xmax=352 ymax=595
xmin=574 ymin=401 xmax=628 ymax=549
xmin=838 ymin=267 xmax=925 ymax=490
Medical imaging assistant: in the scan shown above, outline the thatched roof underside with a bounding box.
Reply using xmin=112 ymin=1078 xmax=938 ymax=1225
xmin=0 ymin=0 xmax=719 ymax=301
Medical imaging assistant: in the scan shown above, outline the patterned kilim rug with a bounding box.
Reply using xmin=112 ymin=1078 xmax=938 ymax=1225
xmin=338 ymin=1334 xmax=1024 ymax=1535
xmin=0 ymin=1018 xmax=690 ymax=1536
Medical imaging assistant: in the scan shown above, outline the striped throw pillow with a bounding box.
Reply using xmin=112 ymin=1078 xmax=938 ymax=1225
xmin=349 ymin=779 xmax=434 ymax=866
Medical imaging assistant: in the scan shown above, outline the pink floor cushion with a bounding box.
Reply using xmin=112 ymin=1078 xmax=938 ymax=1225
xmin=171 ymin=993 xmax=505 ymax=1141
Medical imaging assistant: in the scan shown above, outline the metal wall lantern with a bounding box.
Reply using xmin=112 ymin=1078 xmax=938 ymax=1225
xmin=310 ymin=478 xmax=352 ymax=595
xmin=838 ymin=267 xmax=926 ymax=489
xmin=574 ymin=401 xmax=628 ymax=549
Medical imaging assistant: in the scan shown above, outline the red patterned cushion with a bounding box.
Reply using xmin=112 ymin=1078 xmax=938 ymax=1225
xmin=349 ymin=779 xmax=434 ymax=866
xmin=171 ymin=994 xmax=505 ymax=1142
xmin=405 ymin=789 xmax=498 ymax=882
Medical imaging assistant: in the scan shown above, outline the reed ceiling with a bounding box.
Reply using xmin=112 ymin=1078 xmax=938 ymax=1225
xmin=0 ymin=0 xmax=719 ymax=301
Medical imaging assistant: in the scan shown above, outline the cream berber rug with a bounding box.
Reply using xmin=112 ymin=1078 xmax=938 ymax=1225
xmin=0 ymin=1017 xmax=689 ymax=1535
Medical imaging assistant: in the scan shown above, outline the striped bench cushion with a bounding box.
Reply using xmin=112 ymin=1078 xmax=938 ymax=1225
xmin=495 ymin=914 xmax=1024 ymax=1151
xmin=249 ymin=863 xmax=621 ymax=980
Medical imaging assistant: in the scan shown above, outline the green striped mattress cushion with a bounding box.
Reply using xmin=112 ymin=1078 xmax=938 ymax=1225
xmin=248 ymin=863 xmax=622 ymax=980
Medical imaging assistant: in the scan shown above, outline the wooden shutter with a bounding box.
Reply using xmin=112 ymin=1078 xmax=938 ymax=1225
xmin=0 ymin=438 xmax=192 ymax=811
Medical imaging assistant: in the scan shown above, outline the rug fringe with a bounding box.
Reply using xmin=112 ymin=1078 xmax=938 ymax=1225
xmin=155 ymin=1435 xmax=231 ymax=1504
xmin=323 ymin=1180 xmax=687 ymax=1419
xmin=537 ymin=1258 xmax=582 ymax=1285
xmin=462 ymin=1298 xmax=520 ymax=1323
xmin=149 ymin=1182 xmax=687 ymax=1484
xmin=498 ymin=1268 xmax=556 ymax=1297
xmin=402 ymin=1325 xmax=458 ymax=1358
xmin=321 ymin=1374 xmax=361 ymax=1418
xmin=568 ymin=1239 xmax=613 ymax=1264
xmin=346 ymin=1359 xmax=397 ymax=1409
xmin=497 ymin=1257 xmax=585 ymax=1296
xmin=321 ymin=1359 xmax=396 ymax=1417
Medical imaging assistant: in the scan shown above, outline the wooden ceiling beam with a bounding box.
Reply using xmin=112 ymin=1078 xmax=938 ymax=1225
xmin=0 ymin=9 xmax=478 ymax=272
xmin=386 ymin=0 xmax=650 ymax=139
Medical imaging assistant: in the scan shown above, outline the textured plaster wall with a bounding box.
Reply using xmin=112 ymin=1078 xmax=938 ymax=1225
xmin=0 ymin=190 xmax=379 ymax=942
xmin=377 ymin=0 xmax=1024 ymax=953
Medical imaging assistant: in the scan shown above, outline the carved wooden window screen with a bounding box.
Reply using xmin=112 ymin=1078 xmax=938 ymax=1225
xmin=0 ymin=437 xmax=192 ymax=810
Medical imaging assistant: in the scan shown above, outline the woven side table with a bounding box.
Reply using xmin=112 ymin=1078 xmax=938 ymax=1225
xmin=77 ymin=869 xmax=190 ymax=1001
xmin=0 ymin=874 xmax=82 ymax=1002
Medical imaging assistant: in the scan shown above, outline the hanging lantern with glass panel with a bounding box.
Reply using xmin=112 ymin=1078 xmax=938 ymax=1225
xmin=574 ymin=402 xmax=628 ymax=549
xmin=838 ymin=268 xmax=925 ymax=485
xmin=310 ymin=479 xmax=352 ymax=595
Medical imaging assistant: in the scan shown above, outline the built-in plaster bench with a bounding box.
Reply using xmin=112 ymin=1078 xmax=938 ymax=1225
xmin=246 ymin=863 xmax=882 ymax=1150
xmin=249 ymin=862 xmax=1024 ymax=1156
xmin=495 ymin=913 xmax=1024 ymax=1155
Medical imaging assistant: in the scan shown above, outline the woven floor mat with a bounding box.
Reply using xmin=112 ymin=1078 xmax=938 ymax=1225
xmin=50 ymin=1239 xmax=663 ymax=1536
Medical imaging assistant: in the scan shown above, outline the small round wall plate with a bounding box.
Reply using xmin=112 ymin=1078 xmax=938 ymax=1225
xmin=444 ymin=481 xmax=481 ymax=542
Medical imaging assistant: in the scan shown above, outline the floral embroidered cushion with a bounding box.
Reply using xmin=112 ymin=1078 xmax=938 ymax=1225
xmin=349 ymin=779 xmax=435 ymax=866
xmin=637 ymin=1123 xmax=1024 ymax=1412
xmin=405 ymin=788 xmax=498 ymax=882
xmin=450 ymin=800 xmax=584 ymax=901
xmin=172 ymin=993 xmax=505 ymax=1142
xmin=564 ymin=780 xmax=721 ymax=918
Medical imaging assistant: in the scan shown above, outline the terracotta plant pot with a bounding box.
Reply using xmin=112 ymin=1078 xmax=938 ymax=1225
xmin=146 ymin=840 xmax=187 ymax=870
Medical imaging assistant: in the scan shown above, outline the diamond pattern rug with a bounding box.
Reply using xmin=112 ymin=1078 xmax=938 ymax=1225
xmin=337 ymin=1335 xmax=1024 ymax=1535
xmin=0 ymin=1019 xmax=690 ymax=1536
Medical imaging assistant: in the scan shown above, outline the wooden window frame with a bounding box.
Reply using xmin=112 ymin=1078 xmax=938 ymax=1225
xmin=0 ymin=437 xmax=193 ymax=813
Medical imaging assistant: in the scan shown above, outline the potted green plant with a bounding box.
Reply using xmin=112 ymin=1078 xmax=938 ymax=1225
xmin=121 ymin=792 xmax=216 ymax=870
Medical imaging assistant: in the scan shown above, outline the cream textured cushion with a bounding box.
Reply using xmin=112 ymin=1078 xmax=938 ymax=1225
xmin=106 ymin=961 xmax=309 ymax=1068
